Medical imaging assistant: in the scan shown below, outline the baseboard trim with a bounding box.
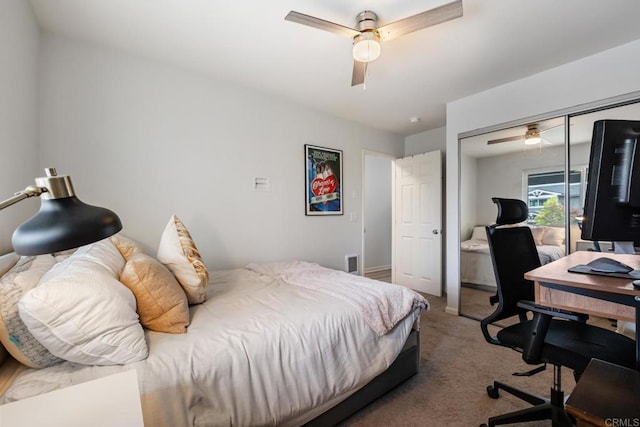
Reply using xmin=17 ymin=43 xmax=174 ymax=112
xmin=461 ymin=282 xmax=497 ymax=292
xmin=364 ymin=265 xmax=392 ymax=274
xmin=445 ymin=306 xmax=459 ymax=316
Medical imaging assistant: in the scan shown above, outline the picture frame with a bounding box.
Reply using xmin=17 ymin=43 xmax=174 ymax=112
xmin=305 ymin=144 xmax=343 ymax=216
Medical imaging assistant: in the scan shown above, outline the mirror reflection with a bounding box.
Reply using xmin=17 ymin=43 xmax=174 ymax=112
xmin=459 ymin=117 xmax=566 ymax=320
xmin=459 ymin=100 xmax=640 ymax=321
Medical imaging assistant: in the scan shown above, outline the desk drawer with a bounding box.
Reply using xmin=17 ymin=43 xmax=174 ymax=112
xmin=537 ymin=285 xmax=635 ymax=322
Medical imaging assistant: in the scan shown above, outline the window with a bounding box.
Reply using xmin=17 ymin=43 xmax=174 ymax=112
xmin=525 ymin=169 xmax=584 ymax=225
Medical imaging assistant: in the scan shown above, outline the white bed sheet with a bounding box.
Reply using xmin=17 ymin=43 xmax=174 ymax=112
xmin=460 ymin=247 xmax=497 ymax=287
xmin=2 ymin=267 xmax=421 ymax=427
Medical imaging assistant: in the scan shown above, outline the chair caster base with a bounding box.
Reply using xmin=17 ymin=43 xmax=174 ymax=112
xmin=487 ymin=385 xmax=499 ymax=399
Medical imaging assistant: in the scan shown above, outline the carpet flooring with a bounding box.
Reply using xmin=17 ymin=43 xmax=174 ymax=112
xmin=337 ymin=292 xmax=576 ymax=427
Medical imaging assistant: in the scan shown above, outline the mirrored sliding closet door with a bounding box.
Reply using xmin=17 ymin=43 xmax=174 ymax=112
xmin=459 ymin=97 xmax=640 ymax=321
xmin=459 ymin=117 xmax=567 ymax=320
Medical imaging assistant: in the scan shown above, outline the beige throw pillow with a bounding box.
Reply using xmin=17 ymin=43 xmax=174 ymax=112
xmin=530 ymin=227 xmax=546 ymax=246
xmin=120 ymin=253 xmax=190 ymax=333
xmin=111 ymin=234 xmax=144 ymax=260
xmin=542 ymin=226 xmax=565 ymax=246
xmin=157 ymin=215 xmax=208 ymax=304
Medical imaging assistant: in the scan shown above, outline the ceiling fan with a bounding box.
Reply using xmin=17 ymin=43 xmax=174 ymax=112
xmin=487 ymin=124 xmax=559 ymax=146
xmin=284 ymin=0 xmax=463 ymax=87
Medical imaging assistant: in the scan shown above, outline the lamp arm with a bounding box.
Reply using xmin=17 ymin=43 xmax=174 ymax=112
xmin=0 ymin=185 xmax=47 ymax=211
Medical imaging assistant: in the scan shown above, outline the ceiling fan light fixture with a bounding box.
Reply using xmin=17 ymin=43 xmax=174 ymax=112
xmin=285 ymin=0 xmax=463 ymax=86
xmin=352 ymin=32 xmax=381 ymax=63
xmin=524 ymin=125 xmax=541 ymax=145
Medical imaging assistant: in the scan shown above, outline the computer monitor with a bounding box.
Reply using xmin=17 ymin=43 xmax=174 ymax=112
xmin=581 ymin=119 xmax=640 ymax=250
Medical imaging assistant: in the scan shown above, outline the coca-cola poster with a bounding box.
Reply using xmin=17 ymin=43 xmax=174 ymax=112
xmin=305 ymin=144 xmax=343 ymax=215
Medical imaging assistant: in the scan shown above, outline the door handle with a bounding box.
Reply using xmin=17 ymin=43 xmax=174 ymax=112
xmin=432 ymin=229 xmax=439 ymax=235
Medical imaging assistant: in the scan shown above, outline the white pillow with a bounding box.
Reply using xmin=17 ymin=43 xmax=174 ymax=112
xmin=470 ymin=226 xmax=487 ymax=241
xmin=0 ymin=255 xmax=62 ymax=368
xmin=157 ymin=215 xmax=208 ymax=304
xmin=0 ymin=252 xmax=20 ymax=277
xmin=19 ymin=239 xmax=148 ymax=366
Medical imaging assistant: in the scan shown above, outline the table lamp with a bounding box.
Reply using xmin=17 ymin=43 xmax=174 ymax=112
xmin=0 ymin=168 xmax=122 ymax=255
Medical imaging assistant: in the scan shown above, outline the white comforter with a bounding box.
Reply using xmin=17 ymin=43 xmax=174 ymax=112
xmin=247 ymin=260 xmax=428 ymax=335
xmin=460 ymin=239 xmax=564 ymax=265
xmin=2 ymin=267 xmax=424 ymax=427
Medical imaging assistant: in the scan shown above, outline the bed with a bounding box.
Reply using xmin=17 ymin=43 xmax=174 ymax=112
xmin=460 ymin=225 xmax=565 ymax=287
xmin=0 ymin=230 xmax=428 ymax=427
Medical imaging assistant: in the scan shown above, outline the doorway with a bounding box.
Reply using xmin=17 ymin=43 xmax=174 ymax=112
xmin=363 ymin=152 xmax=393 ymax=281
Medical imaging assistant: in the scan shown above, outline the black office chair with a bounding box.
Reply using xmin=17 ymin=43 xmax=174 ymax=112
xmin=480 ymin=198 xmax=636 ymax=427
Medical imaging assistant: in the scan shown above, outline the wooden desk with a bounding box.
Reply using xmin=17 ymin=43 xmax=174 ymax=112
xmin=525 ymin=251 xmax=640 ymax=368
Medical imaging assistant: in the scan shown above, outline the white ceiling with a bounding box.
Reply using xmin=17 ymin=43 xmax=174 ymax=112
xmin=460 ymin=102 xmax=640 ymax=158
xmin=28 ymin=0 xmax=640 ymax=136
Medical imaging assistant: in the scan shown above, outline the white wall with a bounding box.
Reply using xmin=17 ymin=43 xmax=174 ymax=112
xmin=445 ymin=39 xmax=640 ymax=314
xmin=473 ymin=143 xmax=591 ymax=226
xmin=0 ymin=0 xmax=40 ymax=253
xmin=459 ymin=153 xmax=477 ymax=240
xmin=405 ymin=126 xmax=446 ymax=156
xmin=364 ymin=154 xmax=392 ymax=271
xmin=476 ymin=145 xmax=564 ymax=225
xmin=36 ymin=34 xmax=405 ymax=271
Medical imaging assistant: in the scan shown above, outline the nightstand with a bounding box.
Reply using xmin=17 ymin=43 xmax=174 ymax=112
xmin=565 ymin=359 xmax=640 ymax=427
xmin=0 ymin=370 xmax=143 ymax=427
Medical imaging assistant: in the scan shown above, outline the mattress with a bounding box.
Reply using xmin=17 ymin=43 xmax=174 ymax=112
xmin=1 ymin=266 xmax=423 ymax=427
xmin=460 ymin=239 xmax=564 ymax=287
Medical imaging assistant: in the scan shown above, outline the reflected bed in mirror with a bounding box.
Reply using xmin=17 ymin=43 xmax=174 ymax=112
xmin=458 ymin=115 xmax=569 ymax=321
xmin=460 ymin=225 xmax=565 ymax=321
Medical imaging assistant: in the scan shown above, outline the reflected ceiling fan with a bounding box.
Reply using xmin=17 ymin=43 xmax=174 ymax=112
xmin=285 ymin=0 xmax=463 ymax=87
xmin=487 ymin=124 xmax=560 ymax=146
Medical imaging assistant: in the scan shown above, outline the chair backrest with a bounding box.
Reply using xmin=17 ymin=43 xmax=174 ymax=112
xmin=484 ymin=198 xmax=541 ymax=321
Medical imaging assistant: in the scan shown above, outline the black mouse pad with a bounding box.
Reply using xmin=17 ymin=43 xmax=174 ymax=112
xmin=568 ymin=264 xmax=640 ymax=279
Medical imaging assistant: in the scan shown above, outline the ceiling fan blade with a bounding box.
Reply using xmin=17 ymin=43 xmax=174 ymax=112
xmin=285 ymin=11 xmax=360 ymax=38
xmin=377 ymin=0 xmax=463 ymax=41
xmin=487 ymin=135 xmax=525 ymax=145
xmin=352 ymin=61 xmax=366 ymax=86
xmin=539 ymin=123 xmax=564 ymax=134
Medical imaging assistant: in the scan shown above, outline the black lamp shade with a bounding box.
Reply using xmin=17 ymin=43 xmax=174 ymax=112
xmin=11 ymin=196 xmax=123 ymax=255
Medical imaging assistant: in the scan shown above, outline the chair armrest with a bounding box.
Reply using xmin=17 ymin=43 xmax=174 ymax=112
xmin=516 ymin=300 xmax=588 ymax=364
xmin=516 ymin=300 xmax=588 ymax=322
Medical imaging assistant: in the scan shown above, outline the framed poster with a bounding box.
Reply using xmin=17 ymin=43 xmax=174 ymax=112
xmin=305 ymin=144 xmax=343 ymax=215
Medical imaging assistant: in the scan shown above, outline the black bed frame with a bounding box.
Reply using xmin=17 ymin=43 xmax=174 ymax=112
xmin=304 ymin=327 xmax=420 ymax=426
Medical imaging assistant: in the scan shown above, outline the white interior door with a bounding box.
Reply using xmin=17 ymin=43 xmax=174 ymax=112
xmin=392 ymin=150 xmax=442 ymax=295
